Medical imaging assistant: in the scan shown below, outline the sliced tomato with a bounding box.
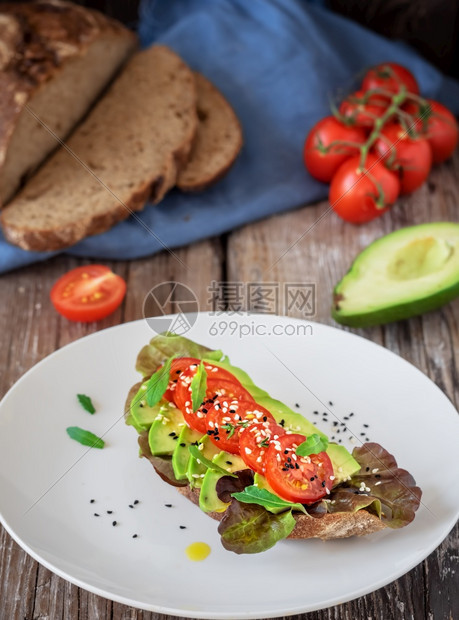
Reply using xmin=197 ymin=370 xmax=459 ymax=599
xmin=50 ymin=264 xmax=126 ymax=322
xmin=303 ymin=116 xmax=367 ymax=183
xmin=265 ymin=433 xmax=334 ymax=504
xmin=163 ymin=357 xmax=200 ymax=403
xmin=175 ymin=363 xmax=255 ymax=434
xmin=373 ymin=122 xmax=432 ymax=194
xmin=239 ymin=420 xmax=285 ymax=474
xmin=403 ymin=99 xmax=458 ymax=164
xmin=206 ymin=400 xmax=277 ymax=454
xmin=361 ymin=63 xmax=419 ymax=96
xmin=339 ymin=90 xmax=389 ymax=128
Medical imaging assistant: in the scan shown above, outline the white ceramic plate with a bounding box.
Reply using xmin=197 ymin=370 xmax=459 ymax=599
xmin=0 ymin=314 xmax=457 ymax=618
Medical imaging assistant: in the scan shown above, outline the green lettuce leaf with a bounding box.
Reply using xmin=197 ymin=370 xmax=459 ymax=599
xmin=135 ymin=333 xmax=223 ymax=377
xmin=232 ymin=485 xmax=307 ymax=514
xmin=218 ymin=500 xmax=296 ymax=554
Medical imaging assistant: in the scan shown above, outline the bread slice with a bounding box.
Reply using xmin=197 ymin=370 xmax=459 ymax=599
xmin=1 ymin=45 xmax=198 ymax=251
xmin=0 ymin=0 xmax=137 ymax=206
xmin=176 ymin=72 xmax=243 ymax=192
xmin=178 ymin=482 xmax=386 ymax=540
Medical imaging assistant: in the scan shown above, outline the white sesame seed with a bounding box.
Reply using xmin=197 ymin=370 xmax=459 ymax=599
xmin=372 ymin=468 xmax=379 ymax=474
xmin=245 ymin=447 xmax=252 ymax=454
xmin=375 ymin=481 xmax=382 ymax=486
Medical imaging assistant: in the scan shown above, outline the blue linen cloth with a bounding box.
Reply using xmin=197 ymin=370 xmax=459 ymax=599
xmin=1 ymin=0 xmax=458 ymax=273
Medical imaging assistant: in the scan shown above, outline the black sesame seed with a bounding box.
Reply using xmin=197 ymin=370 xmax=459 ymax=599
xmin=360 ymin=432 xmax=365 ymax=436
xmin=202 ymin=408 xmax=208 ymax=413
xmin=313 ymin=422 xmax=317 ymax=425
xmin=176 ymin=369 xmax=181 ymax=374
xmin=180 ymin=442 xmax=186 ymax=447
xmin=331 ymin=436 xmax=335 ymax=440
xmin=279 ymin=418 xmax=285 ymax=426
xmin=313 ymin=411 xmax=318 ymax=415
xmin=229 ymin=409 xmax=236 ymax=413
xmin=282 ymin=467 xmax=288 ymax=471
xmin=90 ymin=499 xmax=95 ymax=504
xmin=165 ymin=504 xmax=172 ymax=508
xmin=338 ymin=439 xmax=342 ymax=443
xmin=366 ymin=467 xmax=370 ymax=472
xmin=310 ymin=477 xmax=315 ymax=481
xmin=179 ymin=525 xmax=186 ymax=530
xmin=168 ymin=432 xmax=176 ymax=437
xmin=349 ymin=412 xmax=354 ymax=417
xmin=295 ymin=403 xmax=300 ymax=408
xmin=173 ymin=436 xmax=178 ymax=440
xmin=375 ymin=474 xmax=381 ymax=479
xmin=295 ymin=463 xmax=299 ymax=469
xmin=129 ymin=505 xmax=134 ymax=508
xmin=333 ymin=421 xmax=339 ymax=427
xmin=132 ymin=534 xmax=138 ymax=538
xmin=365 ymin=437 xmax=370 ymax=442
xmin=226 ymin=460 xmax=232 ymax=465
xmin=112 ymin=521 xmax=117 ymax=526
xmin=107 ymin=510 xmax=113 ymax=514
xmin=343 ymin=416 xmax=349 ymax=420
xmin=329 ymin=401 xmax=333 ymax=406
xmin=363 ymin=424 xmax=369 ymax=428
xmin=94 ymin=513 xmax=100 ymax=517
xmin=284 ymin=450 xmax=289 ymax=454
xmin=321 ymin=481 xmax=325 ymax=487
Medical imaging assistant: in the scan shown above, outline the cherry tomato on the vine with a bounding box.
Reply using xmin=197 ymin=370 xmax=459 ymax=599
xmin=373 ymin=122 xmax=432 ymax=194
xmin=339 ymin=89 xmax=389 ymax=128
xmin=303 ymin=116 xmax=367 ymax=183
xmin=361 ymin=62 xmax=419 ymax=96
xmin=403 ymin=99 xmax=458 ymax=164
xmin=329 ymin=154 xmax=400 ymax=224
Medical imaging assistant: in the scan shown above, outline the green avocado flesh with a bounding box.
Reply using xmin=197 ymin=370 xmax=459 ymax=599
xmin=333 ymin=222 xmax=459 ymax=327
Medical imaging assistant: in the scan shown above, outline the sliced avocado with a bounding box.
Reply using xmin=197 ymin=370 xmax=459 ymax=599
xmin=130 ymin=382 xmax=166 ymax=431
xmin=326 ymin=444 xmax=360 ymax=484
xmin=253 ymin=472 xmax=277 ymax=494
xmin=148 ymin=402 xmax=185 ymax=456
xmin=199 ymin=451 xmax=247 ymax=513
xmin=186 ymin=436 xmax=221 ymax=488
xmin=333 ymin=222 xmax=459 ymax=327
xmin=172 ymin=426 xmax=203 ymax=480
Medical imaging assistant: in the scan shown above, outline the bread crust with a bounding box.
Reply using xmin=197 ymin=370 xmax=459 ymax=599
xmin=177 ymin=73 xmax=243 ymax=192
xmin=0 ymin=1 xmax=136 ymax=171
xmin=177 ymin=480 xmax=386 ymax=540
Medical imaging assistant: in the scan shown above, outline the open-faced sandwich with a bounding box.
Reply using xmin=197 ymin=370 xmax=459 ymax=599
xmin=125 ymin=333 xmax=421 ymax=554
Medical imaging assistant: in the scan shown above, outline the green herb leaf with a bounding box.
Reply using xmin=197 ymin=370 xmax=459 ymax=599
xmin=188 ymin=444 xmax=237 ymax=478
xmin=218 ymin=500 xmax=296 ymax=554
xmin=190 ymin=361 xmax=207 ymax=412
xmin=145 ymin=356 xmax=175 ymax=408
xmin=66 ymin=426 xmax=105 ymax=449
xmin=232 ymin=485 xmax=306 ymax=514
xmin=221 ymin=422 xmax=236 ymax=438
xmin=296 ymin=433 xmax=329 ymax=457
xmin=77 ymin=393 xmax=95 ymax=414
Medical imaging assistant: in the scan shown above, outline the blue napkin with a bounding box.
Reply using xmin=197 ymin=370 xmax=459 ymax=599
xmin=1 ymin=0 xmax=458 ymax=273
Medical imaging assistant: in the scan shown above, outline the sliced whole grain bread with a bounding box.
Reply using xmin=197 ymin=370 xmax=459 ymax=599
xmin=0 ymin=0 xmax=137 ymax=206
xmin=1 ymin=44 xmax=197 ymax=251
xmin=176 ymin=72 xmax=243 ymax=192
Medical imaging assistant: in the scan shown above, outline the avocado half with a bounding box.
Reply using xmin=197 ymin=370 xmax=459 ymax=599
xmin=333 ymin=222 xmax=459 ymax=327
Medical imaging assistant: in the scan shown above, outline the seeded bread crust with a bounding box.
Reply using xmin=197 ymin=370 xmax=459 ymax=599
xmin=0 ymin=0 xmax=137 ymax=205
xmin=177 ymin=480 xmax=386 ymax=540
xmin=177 ymin=72 xmax=243 ymax=192
xmin=1 ymin=44 xmax=198 ymax=251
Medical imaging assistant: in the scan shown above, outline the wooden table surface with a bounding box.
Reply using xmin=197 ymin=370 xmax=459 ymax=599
xmin=0 ymin=152 xmax=458 ymax=619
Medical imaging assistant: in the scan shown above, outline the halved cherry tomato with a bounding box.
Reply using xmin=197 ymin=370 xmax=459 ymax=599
xmin=339 ymin=90 xmax=389 ymax=128
xmin=303 ymin=116 xmax=367 ymax=183
xmin=403 ymin=99 xmax=458 ymax=164
xmin=373 ymin=122 xmax=432 ymax=193
xmin=264 ymin=433 xmax=334 ymax=504
xmin=50 ymin=264 xmax=126 ymax=322
xmin=329 ymin=153 xmax=400 ymax=223
xmin=239 ymin=420 xmax=285 ymax=474
xmin=361 ymin=62 xmax=419 ymax=96
xmin=206 ymin=400 xmax=277 ymax=454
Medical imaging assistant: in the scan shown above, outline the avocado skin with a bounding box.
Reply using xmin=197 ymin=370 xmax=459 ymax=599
xmin=333 ymin=280 xmax=459 ymax=327
xmin=333 ymin=222 xmax=459 ymax=327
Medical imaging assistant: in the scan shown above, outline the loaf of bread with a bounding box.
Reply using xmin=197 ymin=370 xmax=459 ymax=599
xmin=177 ymin=73 xmax=243 ymax=192
xmin=1 ymin=44 xmax=198 ymax=251
xmin=0 ymin=0 xmax=137 ymax=206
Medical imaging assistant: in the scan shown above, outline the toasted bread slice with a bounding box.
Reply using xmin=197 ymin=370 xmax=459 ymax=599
xmin=1 ymin=45 xmax=197 ymax=251
xmin=176 ymin=73 xmax=242 ymax=192
xmin=177 ymin=483 xmax=386 ymax=540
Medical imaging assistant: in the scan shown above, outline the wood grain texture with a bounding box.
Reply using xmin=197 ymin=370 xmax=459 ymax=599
xmin=0 ymin=152 xmax=458 ymax=618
